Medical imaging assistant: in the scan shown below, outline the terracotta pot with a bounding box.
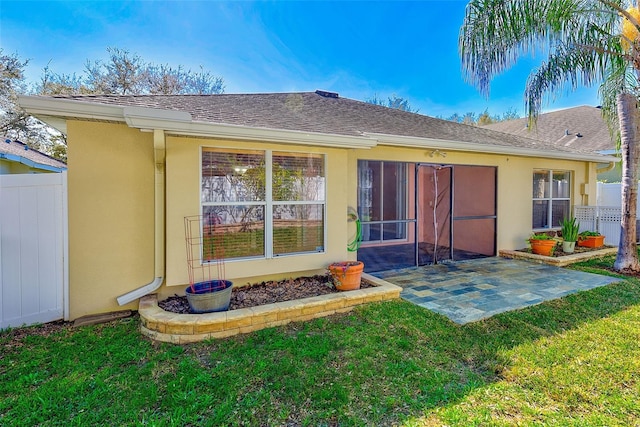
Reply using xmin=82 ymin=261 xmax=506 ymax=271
xmin=529 ymin=239 xmax=557 ymax=256
xmin=329 ymin=261 xmax=364 ymax=291
xmin=578 ymin=235 xmax=605 ymax=248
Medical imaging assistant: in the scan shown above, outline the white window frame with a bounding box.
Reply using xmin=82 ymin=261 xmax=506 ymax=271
xmin=201 ymin=147 xmax=326 ymax=261
xmin=532 ymin=169 xmax=571 ymax=230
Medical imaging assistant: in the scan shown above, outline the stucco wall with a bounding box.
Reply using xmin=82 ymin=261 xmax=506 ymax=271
xmin=162 ymin=136 xmax=349 ymax=297
xmin=64 ymin=119 xmax=599 ymax=319
xmin=66 ymin=121 xmax=155 ymax=319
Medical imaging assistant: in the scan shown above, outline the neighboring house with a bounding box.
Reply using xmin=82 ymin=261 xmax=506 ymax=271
xmin=18 ymin=91 xmax=618 ymax=320
xmin=0 ymin=138 xmax=67 ymax=174
xmin=483 ymin=106 xmax=620 ymax=182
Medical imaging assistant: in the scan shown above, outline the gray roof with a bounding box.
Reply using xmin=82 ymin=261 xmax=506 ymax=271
xmin=483 ymin=106 xmax=614 ymax=153
xmin=0 ymin=138 xmax=67 ymax=171
xmin=51 ymin=91 xmax=599 ymax=155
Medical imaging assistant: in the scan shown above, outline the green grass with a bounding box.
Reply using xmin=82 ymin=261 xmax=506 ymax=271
xmin=2 ymin=254 xmax=640 ymax=426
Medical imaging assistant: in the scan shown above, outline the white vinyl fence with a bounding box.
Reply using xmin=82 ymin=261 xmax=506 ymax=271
xmin=574 ymin=205 xmax=621 ymax=246
xmin=596 ymin=182 xmax=640 ymax=214
xmin=574 ymin=181 xmax=640 ymax=247
xmin=0 ymin=172 xmax=68 ymax=329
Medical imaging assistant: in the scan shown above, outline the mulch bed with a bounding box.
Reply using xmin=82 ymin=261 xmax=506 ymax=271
xmin=599 ymin=265 xmax=640 ymax=277
xmin=159 ymin=274 xmax=375 ymax=314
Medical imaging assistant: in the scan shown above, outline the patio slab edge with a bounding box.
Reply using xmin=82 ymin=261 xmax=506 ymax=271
xmin=139 ymin=273 xmax=402 ymax=344
xmin=499 ymin=247 xmax=617 ymax=266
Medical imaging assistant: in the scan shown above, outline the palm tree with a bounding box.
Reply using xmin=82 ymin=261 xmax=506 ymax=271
xmin=460 ymin=0 xmax=640 ymax=272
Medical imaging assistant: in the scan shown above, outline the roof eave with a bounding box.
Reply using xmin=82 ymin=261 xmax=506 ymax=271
xmin=18 ymin=96 xmax=377 ymax=149
xmin=19 ymin=96 xmax=617 ymax=160
xmin=364 ymin=132 xmax=620 ymax=163
xmin=130 ymin=117 xmax=377 ymax=149
xmin=18 ymin=95 xmax=126 ymax=134
xmin=171 ymin=125 xmax=375 ymax=149
xmin=0 ymin=152 xmax=66 ymax=172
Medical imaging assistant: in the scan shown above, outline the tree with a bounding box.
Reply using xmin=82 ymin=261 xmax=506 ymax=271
xmin=501 ymin=107 xmax=520 ymax=121
xmin=366 ymin=94 xmax=419 ymax=113
xmin=38 ymin=47 xmax=225 ymax=96
xmin=180 ymin=66 xmax=225 ymax=95
xmin=142 ymin=65 xmax=224 ymax=95
xmin=28 ymin=48 xmax=226 ymax=161
xmin=0 ymin=50 xmax=65 ymax=157
xmin=38 ymin=67 xmax=90 ymax=95
xmin=85 ymin=47 xmax=146 ymax=95
xmin=0 ymin=49 xmax=30 ymax=136
xmin=439 ymin=108 xmax=520 ymax=125
xmin=476 ymin=109 xmax=495 ymax=126
xmin=459 ymin=0 xmax=640 ymax=272
xmin=461 ymin=111 xmax=476 ymax=125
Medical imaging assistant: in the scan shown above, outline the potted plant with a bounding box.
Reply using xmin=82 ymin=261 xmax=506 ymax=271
xmin=560 ymin=217 xmax=580 ymax=253
xmin=328 ymin=261 xmax=364 ymax=291
xmin=578 ymin=231 xmax=605 ymax=248
xmin=528 ymin=233 xmax=558 ymax=256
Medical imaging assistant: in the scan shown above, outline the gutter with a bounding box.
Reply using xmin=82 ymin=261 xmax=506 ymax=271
xmin=596 ymin=161 xmax=617 ymax=173
xmin=116 ymin=129 xmax=165 ymax=305
xmin=364 ymin=132 xmax=621 ymax=164
xmin=123 ymin=106 xmax=376 ymax=148
xmin=0 ymin=152 xmax=66 ymax=172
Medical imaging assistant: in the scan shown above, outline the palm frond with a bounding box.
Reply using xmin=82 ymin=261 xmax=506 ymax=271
xmin=460 ymin=0 xmax=593 ymax=96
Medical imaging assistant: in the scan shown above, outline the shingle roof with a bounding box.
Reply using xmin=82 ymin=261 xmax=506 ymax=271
xmin=51 ymin=91 xmax=599 ymax=155
xmin=0 ymin=138 xmax=67 ymax=170
xmin=482 ymin=106 xmax=614 ymax=153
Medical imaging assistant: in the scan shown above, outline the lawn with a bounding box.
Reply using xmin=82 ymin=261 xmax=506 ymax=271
xmin=1 ymin=255 xmax=640 ymax=426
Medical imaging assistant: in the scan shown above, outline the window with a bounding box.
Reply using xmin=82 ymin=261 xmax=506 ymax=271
xmin=202 ymin=148 xmax=266 ymax=259
xmin=202 ymin=148 xmax=325 ymax=260
xmin=532 ymin=170 xmax=571 ymax=229
xmin=272 ymin=152 xmax=325 ymax=255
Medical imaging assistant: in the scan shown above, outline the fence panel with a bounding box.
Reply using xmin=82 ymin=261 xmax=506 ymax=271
xmin=596 ymin=182 xmax=640 ymax=215
xmin=597 ymin=207 xmax=621 ymax=246
xmin=0 ymin=173 xmax=67 ymax=329
xmin=574 ymin=205 xmax=621 ymax=246
xmin=574 ymin=206 xmax=598 ymax=232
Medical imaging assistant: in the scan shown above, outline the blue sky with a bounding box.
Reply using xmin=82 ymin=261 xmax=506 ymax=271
xmin=2 ymin=0 xmax=600 ymax=118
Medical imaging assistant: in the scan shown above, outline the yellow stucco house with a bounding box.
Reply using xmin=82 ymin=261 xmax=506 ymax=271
xmin=19 ymin=91 xmax=618 ymax=320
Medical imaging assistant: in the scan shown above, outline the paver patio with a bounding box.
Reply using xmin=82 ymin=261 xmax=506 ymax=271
xmin=374 ymin=257 xmax=620 ymax=324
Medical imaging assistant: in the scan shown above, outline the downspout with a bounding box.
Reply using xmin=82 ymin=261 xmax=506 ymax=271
xmin=117 ymin=129 xmax=165 ymax=305
xmin=596 ymin=161 xmax=617 ymax=174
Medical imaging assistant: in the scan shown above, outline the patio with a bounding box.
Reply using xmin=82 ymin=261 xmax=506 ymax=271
xmin=374 ymin=257 xmax=621 ymax=324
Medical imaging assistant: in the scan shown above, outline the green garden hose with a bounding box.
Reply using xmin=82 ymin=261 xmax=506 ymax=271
xmin=347 ymin=211 xmax=363 ymax=252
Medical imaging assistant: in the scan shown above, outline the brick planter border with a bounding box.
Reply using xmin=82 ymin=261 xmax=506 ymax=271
xmin=500 ymin=247 xmax=617 ymax=267
xmin=139 ymin=273 xmax=402 ymax=344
